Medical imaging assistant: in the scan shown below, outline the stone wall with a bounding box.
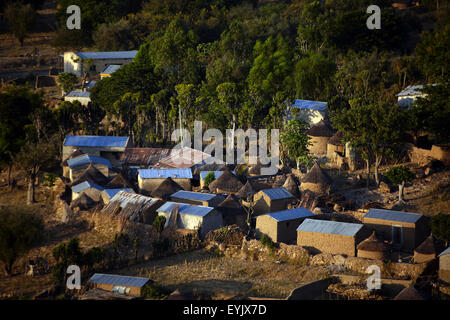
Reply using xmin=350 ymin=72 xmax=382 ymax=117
xmin=407 ymin=143 xmax=450 ymax=166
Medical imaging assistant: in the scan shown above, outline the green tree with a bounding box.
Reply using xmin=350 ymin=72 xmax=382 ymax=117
xmin=280 ymin=119 xmax=311 ymax=170
xmin=57 ymin=73 xmax=78 ymax=96
xmin=52 ymin=238 xmax=84 ymax=284
xmin=4 ymin=2 xmax=36 ymax=46
xmin=0 ymin=206 xmax=43 ymax=276
xmin=203 ymin=172 xmax=216 ymax=186
xmin=431 ymin=213 xmax=450 ymax=247
xmin=385 ymin=166 xmax=415 ymax=203
xmin=152 ymin=215 xmax=166 ymax=237
xmin=93 ymin=20 xmax=136 ymax=51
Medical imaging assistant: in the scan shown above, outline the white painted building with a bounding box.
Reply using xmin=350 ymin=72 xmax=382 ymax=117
xmin=64 ymin=91 xmax=91 ymax=106
xmin=397 ymin=84 xmax=434 ymax=109
xmin=63 ymin=51 xmax=137 ymax=77
xmin=285 ymin=99 xmax=328 ymax=125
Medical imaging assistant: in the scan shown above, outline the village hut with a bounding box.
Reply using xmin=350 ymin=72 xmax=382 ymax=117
xmin=62 ymin=149 xmax=84 ymax=178
xmin=150 ymin=177 xmax=183 ymax=200
xmin=105 ymin=173 xmax=132 ymax=189
xmin=70 ymin=164 xmax=110 ymax=187
xmin=307 ymin=120 xmax=336 ymax=156
xmin=216 ymin=194 xmax=247 ymax=230
xmin=208 ymin=168 xmax=243 ymax=194
xmin=67 ymin=154 xmax=112 ymax=182
xmin=357 ymin=232 xmax=391 ymax=260
xmin=88 ymin=273 xmax=152 ymax=297
xmin=70 ymin=193 xmax=97 ymax=210
xmin=101 ymin=191 xmax=163 ymax=224
xmin=413 ymin=235 xmax=437 ymax=263
xmin=439 ymin=247 xmax=450 ymax=283
xmin=101 ymin=188 xmax=135 ymax=204
xmin=327 ymin=131 xmax=345 ymax=164
xmin=170 ymin=190 xmax=225 ymax=207
xmin=71 ymin=181 xmax=104 ymax=202
xmin=282 ymin=174 xmax=301 ymax=199
xmin=300 ymin=163 xmax=332 ymax=195
xmin=253 ymin=187 xmax=296 ymax=215
xmin=235 ymin=180 xmax=260 ymax=201
xmin=248 ymin=162 xmax=262 ymax=176
xmin=393 ymin=286 xmax=426 ymax=300
xmin=138 ymin=168 xmax=192 ymax=194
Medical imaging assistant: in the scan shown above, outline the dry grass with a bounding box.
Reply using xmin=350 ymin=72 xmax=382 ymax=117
xmin=116 ymin=249 xmax=330 ymax=299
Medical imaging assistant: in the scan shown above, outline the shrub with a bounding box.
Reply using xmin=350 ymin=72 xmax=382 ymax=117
xmin=152 ymin=215 xmax=166 ymax=235
xmin=141 ymin=282 xmax=169 ymax=299
xmin=431 ymin=213 xmax=450 ymax=246
xmin=43 ymin=172 xmax=58 ymax=187
xmin=260 ymin=234 xmax=276 ymax=250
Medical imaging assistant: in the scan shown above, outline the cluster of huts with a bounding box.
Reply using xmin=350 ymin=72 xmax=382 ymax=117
xmin=61 ymin=134 xmax=450 ymax=286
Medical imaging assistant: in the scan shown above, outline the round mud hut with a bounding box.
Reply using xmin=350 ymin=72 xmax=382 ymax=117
xmin=327 ymin=131 xmax=345 ymax=161
xmin=413 ymin=235 xmax=437 ymax=263
xmin=300 ymin=163 xmax=332 ymax=195
xmin=208 ymin=168 xmax=243 ymax=194
xmin=248 ymin=162 xmax=262 ymax=176
xmin=70 ymin=163 xmax=110 ymax=187
xmin=216 ymin=194 xmax=247 ymax=230
xmin=70 ymin=193 xmax=96 ymax=211
xmin=150 ymin=177 xmax=183 ymax=200
xmin=307 ymin=120 xmax=336 ymax=156
xmin=357 ymin=231 xmax=391 ymax=260
xmin=105 ymin=173 xmax=132 ymax=189
xmin=282 ymin=174 xmax=301 ymax=200
xmin=235 ymin=180 xmax=259 ymax=201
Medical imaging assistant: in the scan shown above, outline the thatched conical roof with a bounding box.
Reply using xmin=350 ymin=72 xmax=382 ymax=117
xmin=71 ymin=164 xmax=109 ymax=187
xmin=105 ymin=173 xmax=132 ymax=189
xmin=307 ymin=120 xmax=335 ymax=137
xmin=216 ymin=194 xmax=245 ymax=216
xmin=393 ymin=286 xmax=426 ymax=300
xmin=150 ymin=177 xmax=183 ymax=200
xmin=62 ymin=149 xmax=84 ymax=166
xmin=248 ymin=162 xmax=262 ymax=176
xmin=414 ymin=235 xmax=436 ymax=255
xmin=328 ymin=131 xmax=344 ymax=146
xmin=301 ymin=163 xmax=332 ymax=185
xmin=208 ymin=168 xmax=243 ymax=193
xmin=235 ymin=181 xmax=258 ymax=199
xmin=193 ymin=163 xmax=228 ymax=175
xmin=357 ymin=232 xmax=388 ymax=252
xmin=70 ymin=193 xmax=96 ymax=210
xmin=283 ymin=174 xmax=301 ymax=199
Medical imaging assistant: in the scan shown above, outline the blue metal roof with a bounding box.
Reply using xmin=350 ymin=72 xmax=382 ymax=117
xmin=71 ymin=181 xmax=104 ymax=193
xmin=64 ymin=135 xmax=129 ymax=148
xmin=267 ymin=207 xmax=314 ymax=222
xmin=103 ymin=188 xmax=135 ymax=199
xmin=67 ymin=154 xmax=112 ymax=169
xmin=439 ymin=247 xmax=450 ymax=257
xmin=75 ymin=51 xmax=137 ymax=60
xmin=297 ymin=219 xmax=364 ymax=237
xmin=170 ymin=190 xmax=218 ymax=202
xmin=289 ymin=99 xmax=327 ymax=111
xmin=85 ymin=80 xmax=97 ymax=88
xmin=139 ymin=168 xmax=192 ymax=179
xmin=200 ymin=171 xmax=225 ymax=180
xmin=157 ymin=201 xmax=214 ymax=217
xmin=101 ymin=64 xmax=122 ymax=75
xmin=89 ymin=273 xmax=150 ymax=288
xmin=365 ymin=209 xmax=423 ymax=224
xmin=66 ymin=91 xmax=91 ymax=98
xmin=261 ymin=187 xmax=294 ymax=200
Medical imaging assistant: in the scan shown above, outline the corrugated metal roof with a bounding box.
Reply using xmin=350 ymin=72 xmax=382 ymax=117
xmin=267 ymin=207 xmax=314 ymax=222
xmin=170 ymin=190 xmax=218 ymax=202
xmin=155 ymin=147 xmax=213 ymax=169
xmin=72 ymin=181 xmax=104 ymax=193
xmin=365 ymin=209 xmax=422 ymax=224
xmin=296 ymin=219 xmax=364 ymax=237
xmin=64 ymin=135 xmax=129 ymax=148
xmin=439 ymin=247 xmax=450 ymax=257
xmin=289 ymin=99 xmax=327 ymax=111
xmin=120 ymin=148 xmax=173 ymax=166
xmin=101 ymin=64 xmax=122 ymax=75
xmin=66 ymin=91 xmax=91 ymax=98
xmin=397 ymin=85 xmax=426 ymax=97
xmin=200 ymin=171 xmax=225 ymax=180
xmin=103 ymin=188 xmax=135 ymax=200
xmin=67 ymin=154 xmax=112 ymax=169
xmin=101 ymin=191 xmax=160 ymax=222
xmin=89 ymin=273 xmax=150 ymax=288
xmin=139 ymin=168 xmax=192 ymax=179
xmin=85 ymin=80 xmax=97 ymax=88
xmin=75 ymin=51 xmax=137 ymax=60
xmin=261 ymin=187 xmax=294 ymax=200
xmin=157 ymin=201 xmax=214 ymax=217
